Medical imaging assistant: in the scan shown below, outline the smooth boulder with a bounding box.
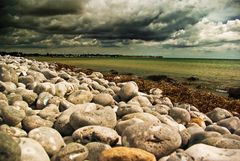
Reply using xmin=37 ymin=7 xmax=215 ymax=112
xmin=122 ymin=122 xmax=182 ymax=158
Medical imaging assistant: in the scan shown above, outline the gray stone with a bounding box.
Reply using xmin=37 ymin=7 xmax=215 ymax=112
xmin=28 ymin=127 xmax=65 ymax=156
xmin=67 ymin=90 xmax=93 ymax=104
xmin=128 ymin=95 xmax=152 ymax=107
xmin=188 ymin=131 xmax=222 ymax=146
xmin=7 ymin=93 xmax=23 ymax=105
xmin=34 ymin=82 xmax=56 ymax=95
xmin=18 ymin=75 xmax=35 ymax=85
xmin=217 ymin=116 xmax=240 ymax=133
xmin=186 ymin=123 xmax=204 ymax=135
xmin=0 ymin=81 xmax=17 ymax=94
xmin=205 ymin=124 xmax=231 ymax=135
xmin=121 ymin=112 xmax=160 ymax=124
xmin=41 ymin=69 xmax=58 ymax=79
xmin=52 ymin=142 xmax=88 ymax=161
xmin=54 ymin=103 xmax=95 ymax=136
xmin=36 ymin=92 xmax=53 ymax=109
xmin=169 ymin=107 xmax=191 ymax=125
xmin=116 ymin=102 xmax=143 ymax=117
xmin=1 ymin=105 xmax=26 ymax=126
xmin=118 ymin=82 xmax=139 ymax=101
xmin=86 ymin=142 xmax=111 ymax=161
xmin=92 ymin=93 xmax=114 ymax=106
xmin=0 ymin=131 xmax=21 ymax=161
xmin=116 ymin=118 xmax=144 ymax=135
xmin=159 ymin=151 xmax=194 ymax=161
xmin=153 ymin=104 xmax=170 ymax=115
xmin=72 ymin=125 xmax=120 ymax=146
xmin=0 ymin=124 xmax=27 ymax=137
xmin=0 ymin=64 xmax=18 ymax=84
xmin=15 ymin=88 xmax=38 ymax=106
xmin=122 ymin=122 xmax=182 ymax=158
xmin=201 ymin=136 xmax=240 ymax=149
xmin=38 ymin=104 xmax=60 ymax=122
xmin=27 ymin=70 xmax=47 ymax=83
xmin=70 ymin=105 xmax=117 ymax=129
xmin=19 ymin=137 xmax=50 ymax=161
xmin=234 ymin=127 xmax=240 ymax=136
xmin=22 ymin=115 xmax=53 ymax=131
xmin=179 ymin=129 xmax=191 ymax=148
xmin=207 ymin=107 xmax=233 ymax=122
xmin=0 ymin=92 xmax=7 ymax=101
xmin=185 ymin=143 xmax=240 ymax=161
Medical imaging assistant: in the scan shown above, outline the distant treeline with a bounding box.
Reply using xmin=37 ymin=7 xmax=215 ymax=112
xmin=0 ymin=51 xmax=163 ymax=59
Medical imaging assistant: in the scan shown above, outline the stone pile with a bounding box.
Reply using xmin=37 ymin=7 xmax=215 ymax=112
xmin=0 ymin=55 xmax=239 ymax=161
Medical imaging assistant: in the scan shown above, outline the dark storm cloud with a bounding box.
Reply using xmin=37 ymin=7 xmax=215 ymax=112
xmin=0 ymin=0 xmax=239 ymax=49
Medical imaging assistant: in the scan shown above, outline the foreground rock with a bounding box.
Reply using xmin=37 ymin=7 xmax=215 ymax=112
xmin=122 ymin=122 xmax=182 ymax=158
xmin=99 ymin=147 xmax=156 ymax=161
xmin=185 ymin=143 xmax=240 ymax=161
xmin=0 ymin=131 xmax=21 ymax=161
xmin=19 ymin=137 xmax=50 ymax=161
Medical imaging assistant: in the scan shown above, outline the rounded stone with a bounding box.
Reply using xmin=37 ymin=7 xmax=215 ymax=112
xmin=0 ymin=64 xmax=18 ymax=84
xmin=86 ymin=142 xmax=111 ymax=161
xmin=67 ymin=90 xmax=93 ymax=104
xmin=0 ymin=131 xmax=21 ymax=161
xmin=28 ymin=127 xmax=65 ymax=156
xmin=0 ymin=124 xmax=27 ymax=137
xmin=122 ymin=122 xmax=182 ymax=158
xmin=169 ymin=107 xmax=191 ymax=125
xmin=118 ymin=82 xmax=139 ymax=101
xmin=207 ymin=107 xmax=233 ymax=122
xmin=92 ymin=93 xmax=114 ymax=106
xmin=116 ymin=118 xmax=144 ymax=135
xmin=41 ymin=69 xmax=58 ymax=79
xmin=201 ymin=137 xmax=240 ymax=149
xmin=0 ymin=92 xmax=7 ymax=101
xmin=19 ymin=137 xmax=50 ymax=161
xmin=217 ymin=116 xmax=240 ymax=133
xmin=70 ymin=105 xmax=117 ymax=129
xmin=36 ymin=92 xmax=53 ymax=109
xmin=22 ymin=115 xmax=53 ymax=132
xmin=116 ymin=102 xmax=143 ymax=117
xmin=15 ymin=89 xmax=38 ymax=106
xmin=38 ymin=104 xmax=60 ymax=122
xmin=188 ymin=131 xmax=222 ymax=146
xmin=34 ymin=82 xmax=55 ymax=95
xmin=7 ymin=93 xmax=23 ymax=105
xmin=72 ymin=125 xmax=120 ymax=146
xmin=99 ymin=147 xmax=156 ymax=161
xmin=185 ymin=143 xmax=240 ymax=161
xmin=205 ymin=124 xmax=231 ymax=135
xmin=1 ymin=105 xmax=26 ymax=126
xmin=121 ymin=112 xmax=160 ymax=124
xmin=52 ymin=142 xmax=88 ymax=161
xmin=128 ymin=95 xmax=152 ymax=107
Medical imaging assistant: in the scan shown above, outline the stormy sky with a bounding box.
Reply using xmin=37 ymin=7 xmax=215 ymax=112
xmin=0 ymin=0 xmax=240 ymax=58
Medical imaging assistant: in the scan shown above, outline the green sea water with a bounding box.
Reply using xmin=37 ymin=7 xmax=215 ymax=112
xmin=29 ymin=57 xmax=240 ymax=93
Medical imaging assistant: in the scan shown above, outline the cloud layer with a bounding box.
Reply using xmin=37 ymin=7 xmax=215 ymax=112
xmin=0 ymin=0 xmax=239 ymax=57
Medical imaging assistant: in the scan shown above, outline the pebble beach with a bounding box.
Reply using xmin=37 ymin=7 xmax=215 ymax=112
xmin=0 ymin=55 xmax=240 ymax=161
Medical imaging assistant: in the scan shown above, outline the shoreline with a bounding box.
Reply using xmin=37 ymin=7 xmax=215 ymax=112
xmin=53 ymin=62 xmax=240 ymax=114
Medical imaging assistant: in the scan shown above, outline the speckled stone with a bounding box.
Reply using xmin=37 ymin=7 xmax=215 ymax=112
xmin=0 ymin=131 xmax=21 ymax=161
xmin=99 ymin=147 xmax=156 ymax=161
xmin=28 ymin=127 xmax=65 ymax=156
xmin=72 ymin=125 xmax=120 ymax=146
xmin=122 ymin=122 xmax=182 ymax=158
xmin=52 ymin=143 xmax=88 ymax=161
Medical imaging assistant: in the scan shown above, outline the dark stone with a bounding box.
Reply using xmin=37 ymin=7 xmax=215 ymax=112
xmin=146 ymin=75 xmax=175 ymax=83
xmin=187 ymin=76 xmax=199 ymax=81
xmin=228 ymin=87 xmax=240 ymax=99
